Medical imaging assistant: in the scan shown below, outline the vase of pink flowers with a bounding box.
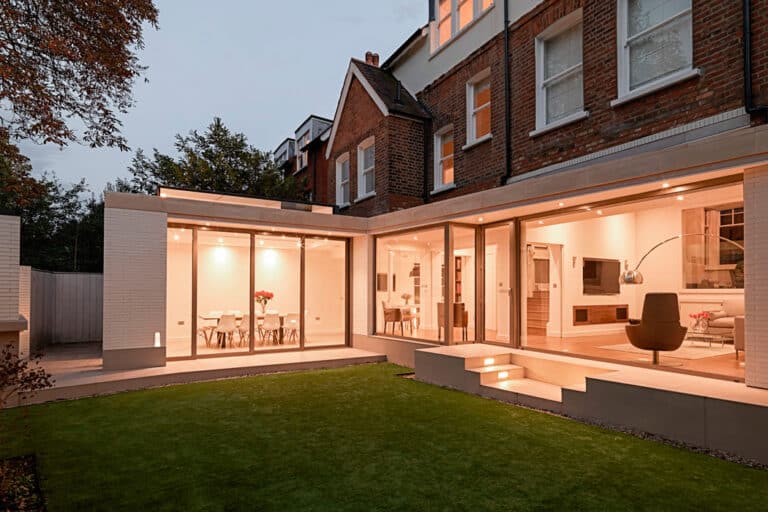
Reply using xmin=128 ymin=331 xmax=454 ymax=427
xmin=689 ymin=311 xmax=711 ymax=333
xmin=254 ymin=290 xmax=274 ymax=314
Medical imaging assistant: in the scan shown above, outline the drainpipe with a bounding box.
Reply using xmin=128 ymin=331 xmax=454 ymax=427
xmin=501 ymin=0 xmax=513 ymax=184
xmin=423 ymin=117 xmax=432 ymax=204
xmin=744 ymin=0 xmax=768 ymax=119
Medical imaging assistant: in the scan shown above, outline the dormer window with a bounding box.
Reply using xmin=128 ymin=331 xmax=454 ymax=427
xmin=434 ymin=0 xmax=493 ymax=51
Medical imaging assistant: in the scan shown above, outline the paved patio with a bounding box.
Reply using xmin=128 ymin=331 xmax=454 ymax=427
xmin=16 ymin=343 xmax=386 ymax=406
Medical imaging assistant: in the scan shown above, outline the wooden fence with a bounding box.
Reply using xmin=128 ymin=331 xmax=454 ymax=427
xmin=30 ymin=270 xmax=102 ymax=347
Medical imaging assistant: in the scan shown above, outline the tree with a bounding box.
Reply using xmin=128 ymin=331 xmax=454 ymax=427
xmin=125 ymin=117 xmax=306 ymax=200
xmin=0 ymin=0 xmax=159 ymax=157
xmin=0 ymin=345 xmax=53 ymax=409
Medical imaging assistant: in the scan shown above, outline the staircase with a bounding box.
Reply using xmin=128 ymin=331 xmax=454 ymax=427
xmin=414 ymin=344 xmax=596 ymax=413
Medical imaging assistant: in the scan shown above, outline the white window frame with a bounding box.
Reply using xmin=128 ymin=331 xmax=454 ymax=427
xmin=335 ymin=153 xmax=350 ymax=207
xmin=531 ymin=10 xmax=589 ymax=137
xmin=296 ymin=131 xmax=310 ymax=170
xmin=356 ymin=136 xmax=376 ymax=201
xmin=613 ymin=0 xmax=699 ymax=107
xmin=433 ymin=126 xmax=456 ymax=193
xmin=432 ymin=0 xmax=494 ymax=52
xmin=464 ymin=68 xmax=492 ymax=149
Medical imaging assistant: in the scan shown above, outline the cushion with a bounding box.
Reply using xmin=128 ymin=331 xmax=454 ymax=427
xmin=723 ymin=297 xmax=745 ymax=316
xmin=707 ymin=310 xmax=728 ymax=320
xmin=709 ymin=317 xmax=735 ymax=329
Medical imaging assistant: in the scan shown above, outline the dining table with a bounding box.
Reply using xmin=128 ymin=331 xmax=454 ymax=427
xmin=199 ymin=312 xmax=289 ymax=346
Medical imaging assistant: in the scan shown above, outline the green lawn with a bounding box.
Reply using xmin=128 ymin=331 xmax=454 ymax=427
xmin=1 ymin=363 xmax=766 ymax=511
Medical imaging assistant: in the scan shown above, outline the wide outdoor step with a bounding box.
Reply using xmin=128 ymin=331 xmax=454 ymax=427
xmin=468 ymin=364 xmax=525 ymax=385
xmin=464 ymin=353 xmax=512 ymax=370
xmin=482 ymin=378 xmax=563 ymax=404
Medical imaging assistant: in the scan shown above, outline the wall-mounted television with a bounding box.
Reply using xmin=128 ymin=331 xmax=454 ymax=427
xmin=583 ymin=258 xmax=621 ymax=295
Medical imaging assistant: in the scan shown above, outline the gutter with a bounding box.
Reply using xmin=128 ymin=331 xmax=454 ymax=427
xmin=744 ymin=0 xmax=768 ymax=119
xmin=501 ymin=0 xmax=513 ymax=184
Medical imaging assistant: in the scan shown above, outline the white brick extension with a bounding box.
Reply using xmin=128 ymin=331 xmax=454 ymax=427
xmin=745 ymin=165 xmax=768 ymax=389
xmin=0 ymin=215 xmax=20 ymax=323
xmin=103 ymin=208 xmax=167 ymax=351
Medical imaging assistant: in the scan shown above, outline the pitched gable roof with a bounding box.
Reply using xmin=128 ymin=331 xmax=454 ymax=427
xmin=325 ymin=60 xmax=430 ymax=159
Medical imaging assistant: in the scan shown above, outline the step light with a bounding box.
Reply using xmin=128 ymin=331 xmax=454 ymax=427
xmin=498 ymin=371 xmax=509 ymax=379
xmin=483 ymin=358 xmax=495 ymax=366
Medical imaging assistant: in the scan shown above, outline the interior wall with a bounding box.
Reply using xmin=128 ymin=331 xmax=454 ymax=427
xmin=484 ymin=226 xmax=511 ymax=340
xmin=527 ymin=213 xmax=639 ymax=337
xmin=166 ymin=235 xmax=192 ymax=346
xmin=305 ymin=240 xmax=346 ymax=340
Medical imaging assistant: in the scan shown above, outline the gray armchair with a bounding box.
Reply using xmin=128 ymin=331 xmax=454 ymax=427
xmin=625 ymin=293 xmax=688 ymax=365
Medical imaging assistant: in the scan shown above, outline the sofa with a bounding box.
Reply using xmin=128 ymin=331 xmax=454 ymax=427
xmin=707 ymin=296 xmax=745 ymax=335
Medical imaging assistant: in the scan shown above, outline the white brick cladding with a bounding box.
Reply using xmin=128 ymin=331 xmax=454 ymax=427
xmin=103 ymin=208 xmax=167 ymax=351
xmin=745 ymin=165 xmax=768 ymax=389
xmin=19 ymin=266 xmax=30 ymax=357
xmin=0 ymin=216 xmax=20 ymax=322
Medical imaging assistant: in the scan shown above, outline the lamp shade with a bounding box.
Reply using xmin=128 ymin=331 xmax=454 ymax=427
xmin=619 ymin=269 xmax=644 ymax=285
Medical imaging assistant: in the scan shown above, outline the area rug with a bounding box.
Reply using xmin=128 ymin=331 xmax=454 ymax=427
xmin=597 ymin=343 xmax=734 ymax=359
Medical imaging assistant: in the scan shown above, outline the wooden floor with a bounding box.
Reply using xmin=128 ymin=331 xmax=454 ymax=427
xmin=525 ymin=333 xmax=745 ymax=381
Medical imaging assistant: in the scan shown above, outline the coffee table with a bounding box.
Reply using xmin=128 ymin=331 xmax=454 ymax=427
xmin=685 ymin=332 xmax=733 ymax=348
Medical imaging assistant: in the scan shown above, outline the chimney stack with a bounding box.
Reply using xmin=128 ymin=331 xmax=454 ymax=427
xmin=365 ymin=51 xmax=380 ymax=67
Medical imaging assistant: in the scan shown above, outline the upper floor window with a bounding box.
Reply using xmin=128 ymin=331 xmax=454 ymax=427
xmin=466 ymin=70 xmax=491 ymax=146
xmin=434 ymin=127 xmax=455 ymax=191
xmin=335 ymin=153 xmax=350 ymax=206
xmin=297 ymin=132 xmax=311 ymax=170
xmin=535 ymin=12 xmax=585 ymax=132
xmin=357 ymin=137 xmax=375 ymax=198
xmin=435 ymin=0 xmax=493 ymax=50
xmin=617 ymin=0 xmax=693 ymax=100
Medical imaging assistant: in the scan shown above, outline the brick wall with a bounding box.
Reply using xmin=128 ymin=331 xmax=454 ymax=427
xmin=329 ymin=76 xmax=426 ymax=216
xmin=0 ymin=215 xmax=20 ymax=323
xmin=103 ymin=208 xmax=167 ymax=351
xmin=418 ymin=35 xmax=506 ymax=196
xmin=750 ymin=0 xmax=768 ymax=107
xmin=510 ymin=0 xmax=750 ymax=176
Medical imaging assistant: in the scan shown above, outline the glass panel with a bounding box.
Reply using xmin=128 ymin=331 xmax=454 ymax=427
xmin=452 ymin=226 xmax=476 ymax=343
xmin=376 ymin=227 xmax=445 ymax=343
xmin=364 ymin=170 xmax=375 ymax=194
xmin=628 ymin=0 xmax=690 ymax=37
xmin=166 ymin=228 xmax=192 ymax=358
xmin=441 ymin=136 xmax=454 ymax=159
xmin=305 ymin=238 xmax=346 ymax=347
xmin=546 ymin=71 xmax=583 ymax=123
xmin=341 ymin=182 xmax=349 ymax=204
xmin=544 ymin=24 xmax=582 ymax=80
xmin=438 ymin=17 xmax=451 ymax=46
xmin=441 ymin=155 xmax=454 ymax=185
xmin=363 ymin=145 xmax=375 ymax=169
xmin=341 ymin=160 xmax=349 ymax=181
xmin=629 ymin=15 xmax=692 ymax=89
xmin=438 ymin=0 xmax=451 ymax=20
xmin=196 ymin=230 xmax=251 ymax=355
xmin=474 ymin=104 xmax=491 ymax=139
xmin=473 ymin=79 xmax=491 ymax=108
xmin=253 ymin=234 xmax=301 ymax=350
xmin=458 ymin=0 xmax=473 ymax=29
xmin=484 ymin=224 xmax=511 ymax=343
xmin=481 ymin=0 xmax=493 ymax=10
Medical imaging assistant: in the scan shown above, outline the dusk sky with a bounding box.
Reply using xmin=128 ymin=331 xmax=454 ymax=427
xmin=19 ymin=0 xmax=426 ymax=193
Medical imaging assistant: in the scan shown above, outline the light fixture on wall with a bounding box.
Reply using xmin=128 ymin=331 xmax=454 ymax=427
xmin=620 ymin=234 xmax=745 ymax=285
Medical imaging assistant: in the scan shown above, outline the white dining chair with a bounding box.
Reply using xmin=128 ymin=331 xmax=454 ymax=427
xmin=216 ymin=314 xmax=237 ymax=348
xmin=237 ymin=314 xmax=250 ymax=347
xmin=197 ymin=315 xmax=216 ymax=348
xmin=284 ymin=313 xmax=299 ymax=344
xmin=262 ymin=314 xmax=281 ymax=345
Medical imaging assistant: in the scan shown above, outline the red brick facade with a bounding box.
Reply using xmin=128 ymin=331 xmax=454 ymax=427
xmin=328 ymin=76 xmax=426 ymax=216
xmin=328 ymin=0 xmax=767 ymax=216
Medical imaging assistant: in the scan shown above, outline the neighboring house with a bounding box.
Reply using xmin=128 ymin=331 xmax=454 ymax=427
xmin=275 ymin=115 xmax=333 ymax=202
xmin=102 ymin=1 xmax=768 ymax=461
xmin=273 ymin=137 xmax=296 ymax=176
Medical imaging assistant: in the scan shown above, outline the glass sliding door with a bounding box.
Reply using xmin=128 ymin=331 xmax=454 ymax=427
xmin=305 ymin=237 xmax=347 ymax=347
xmin=253 ymin=234 xmax=302 ymax=350
xmin=451 ymin=225 xmax=476 ymax=343
xmin=166 ymin=227 xmax=193 ymax=358
xmin=375 ymin=227 xmax=445 ymax=342
xmin=484 ymin=224 xmax=512 ymax=343
xmin=196 ymin=230 xmax=251 ymax=356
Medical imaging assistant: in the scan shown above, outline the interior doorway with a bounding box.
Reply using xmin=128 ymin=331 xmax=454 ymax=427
xmin=526 ymin=243 xmax=563 ymax=338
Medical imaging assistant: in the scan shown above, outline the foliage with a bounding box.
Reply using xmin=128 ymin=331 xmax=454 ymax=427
xmin=0 ymin=345 xmax=53 ymax=410
xmin=0 ymin=145 xmax=104 ymax=272
xmin=1 ymin=364 xmax=767 ymax=510
xmin=123 ymin=117 xmax=306 ymax=200
xmin=0 ymin=0 xmax=159 ymax=158
xmin=0 ymin=456 xmax=45 ymax=511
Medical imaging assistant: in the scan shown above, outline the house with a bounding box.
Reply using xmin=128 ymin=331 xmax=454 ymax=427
xmin=102 ymin=0 xmax=768 ymax=462
xmin=273 ymin=137 xmax=296 ymax=176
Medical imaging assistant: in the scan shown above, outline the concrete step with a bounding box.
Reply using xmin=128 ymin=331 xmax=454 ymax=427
xmin=480 ymin=378 xmax=564 ymax=412
xmin=464 ymin=353 xmax=512 ymax=370
xmin=468 ymin=364 xmax=525 ymax=385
